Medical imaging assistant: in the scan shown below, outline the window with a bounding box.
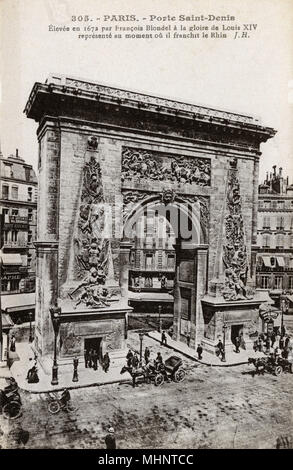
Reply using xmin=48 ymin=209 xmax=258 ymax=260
xmin=262 ymin=234 xmax=271 ymax=248
xmin=25 ymin=167 xmax=31 ymax=181
xmin=28 ymin=231 xmax=33 ymax=243
xmin=2 ymin=208 xmax=9 ymax=223
xmin=276 ymin=216 xmax=284 ymax=230
xmin=290 ymin=235 xmax=293 ymax=249
xmin=10 ymin=279 xmax=20 ymax=291
xmin=28 ymin=208 xmax=33 ymax=222
xmin=11 ymin=209 xmax=19 ymax=216
xmin=276 ymin=234 xmax=284 ymax=249
xmin=277 ymin=201 xmax=285 ymax=209
xmin=27 ymin=253 xmax=32 ymax=268
xmin=28 ymin=187 xmax=33 ymax=202
xmin=263 ymin=200 xmax=270 ymax=209
xmin=167 ymin=254 xmax=175 ymax=268
xmin=11 ymin=230 xmax=18 ymax=242
xmin=2 ymin=280 xmax=9 ymax=292
xmin=4 ymin=164 xmax=12 ymax=178
xmin=270 ymin=257 xmax=275 ymax=266
xmin=2 ymin=184 xmax=9 ymax=199
xmin=11 ymin=186 xmax=18 ymax=200
xmin=4 ymin=231 xmax=9 ymax=243
xmin=289 ymin=276 xmax=293 ymax=290
xmin=274 ymin=276 xmax=283 ymax=289
xmin=260 ymin=275 xmax=270 ymax=289
xmin=145 ymin=254 xmax=153 ymax=269
xmin=263 ymin=216 xmax=270 ymax=229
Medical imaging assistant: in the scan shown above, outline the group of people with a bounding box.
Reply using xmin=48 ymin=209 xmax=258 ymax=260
xmin=84 ymin=349 xmax=110 ymax=373
xmin=253 ymin=330 xmax=292 ymax=360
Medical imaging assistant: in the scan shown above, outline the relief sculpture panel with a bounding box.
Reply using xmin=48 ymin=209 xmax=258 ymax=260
xmin=121 ymin=147 xmax=211 ymax=186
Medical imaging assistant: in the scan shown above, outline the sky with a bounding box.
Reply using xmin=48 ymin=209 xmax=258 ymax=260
xmin=0 ymin=0 xmax=293 ymax=182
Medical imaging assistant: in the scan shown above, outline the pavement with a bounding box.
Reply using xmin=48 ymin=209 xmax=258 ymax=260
xmin=147 ymin=331 xmax=265 ymax=366
xmin=4 ymin=330 xmax=266 ymax=394
xmin=9 ymin=343 xmax=132 ymax=393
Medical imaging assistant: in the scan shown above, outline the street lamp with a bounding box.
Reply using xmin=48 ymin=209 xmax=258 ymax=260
xmin=280 ymin=294 xmax=289 ymax=337
xmin=139 ymin=332 xmax=144 ymax=366
xmin=158 ymin=305 xmax=162 ymax=333
xmin=50 ymin=306 xmax=61 ymax=386
xmin=28 ymin=311 xmax=33 ymax=343
xmin=222 ymin=323 xmax=227 ymax=362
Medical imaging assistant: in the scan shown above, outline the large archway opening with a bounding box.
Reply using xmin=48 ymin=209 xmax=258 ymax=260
xmin=122 ymin=194 xmax=204 ymax=333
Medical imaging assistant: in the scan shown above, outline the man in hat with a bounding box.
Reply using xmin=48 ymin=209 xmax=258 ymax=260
xmin=161 ymin=330 xmax=167 ymax=346
xmin=103 ymin=352 xmax=110 ymax=373
xmin=105 ymin=427 xmax=116 ymax=449
xmin=144 ymin=346 xmax=150 ymax=365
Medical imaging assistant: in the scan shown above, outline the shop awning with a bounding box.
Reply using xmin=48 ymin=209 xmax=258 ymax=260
xmin=1 ymin=293 xmax=35 ymax=313
xmin=262 ymin=256 xmax=271 ymax=267
xmin=1 ymin=313 xmax=14 ymax=329
xmin=0 ymin=253 xmax=22 ymax=265
xmin=286 ymin=295 xmax=293 ymax=304
xmin=276 ymin=256 xmax=285 ymax=267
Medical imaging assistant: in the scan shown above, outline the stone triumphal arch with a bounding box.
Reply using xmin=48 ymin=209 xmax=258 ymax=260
xmin=25 ymin=74 xmax=276 ymax=371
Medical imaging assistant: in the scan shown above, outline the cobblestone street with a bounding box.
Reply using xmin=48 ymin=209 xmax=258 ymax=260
xmin=1 ymin=334 xmax=293 ymax=449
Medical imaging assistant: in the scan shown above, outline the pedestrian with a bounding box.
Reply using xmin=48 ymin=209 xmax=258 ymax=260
xmin=271 ymin=332 xmax=276 ymax=348
xmin=10 ymin=334 xmax=16 ymax=352
xmin=235 ymin=336 xmax=241 ymax=353
xmin=216 ymin=339 xmax=225 ymax=361
xmin=105 ymin=427 xmax=116 ymax=449
xmin=275 ymin=346 xmax=281 ymax=360
xmin=92 ymin=350 xmax=98 ymax=371
xmin=279 ymin=336 xmax=284 ymax=350
xmin=265 ymin=336 xmax=271 ymax=353
xmin=196 ymin=344 xmax=203 ymax=360
xmin=126 ymin=349 xmax=133 ymax=367
xmin=84 ymin=349 xmax=89 ymax=368
xmin=258 ymin=337 xmax=263 ymax=353
xmin=103 ymin=352 xmax=110 ymax=373
xmin=155 ymin=352 xmax=163 ymax=369
xmin=186 ymin=333 xmax=191 ymax=347
xmin=285 ymin=336 xmax=290 ymax=349
xmin=88 ymin=349 xmax=93 ymax=368
xmin=240 ymin=334 xmax=246 ymax=350
xmin=161 ymin=330 xmax=167 ymax=346
xmin=132 ymin=353 xmax=139 ymax=369
xmin=144 ymin=346 xmax=150 ymax=364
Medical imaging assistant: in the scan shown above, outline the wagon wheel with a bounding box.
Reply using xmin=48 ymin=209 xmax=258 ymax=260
xmin=274 ymin=365 xmax=283 ymax=376
xmin=48 ymin=400 xmax=61 ymax=414
xmin=174 ymin=368 xmax=186 ymax=383
xmin=154 ymin=373 xmax=164 ymax=386
xmin=3 ymin=401 xmax=22 ymax=420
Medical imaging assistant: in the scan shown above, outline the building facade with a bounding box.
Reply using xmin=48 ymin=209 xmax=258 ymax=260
xmin=128 ymin=213 xmax=176 ymax=313
xmin=0 ymin=149 xmax=38 ymax=294
xmin=255 ymin=166 xmax=293 ymax=294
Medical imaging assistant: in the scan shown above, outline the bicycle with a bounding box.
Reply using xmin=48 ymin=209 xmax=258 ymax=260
xmin=47 ymin=393 xmax=78 ymax=414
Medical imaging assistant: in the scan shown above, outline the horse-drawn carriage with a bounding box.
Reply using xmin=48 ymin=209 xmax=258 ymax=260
xmin=248 ymin=355 xmax=292 ymax=376
xmin=120 ymin=355 xmax=186 ymax=387
xmin=0 ymin=377 xmax=22 ymax=419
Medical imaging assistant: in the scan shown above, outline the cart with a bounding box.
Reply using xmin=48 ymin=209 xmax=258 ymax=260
xmin=154 ymin=355 xmax=186 ymax=386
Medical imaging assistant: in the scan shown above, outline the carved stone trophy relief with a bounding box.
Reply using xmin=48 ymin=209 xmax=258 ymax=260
xmin=68 ymin=138 xmax=114 ymax=309
xmin=222 ymin=158 xmax=253 ymax=301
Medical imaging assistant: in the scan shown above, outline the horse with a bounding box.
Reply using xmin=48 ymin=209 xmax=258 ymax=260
xmin=248 ymin=357 xmax=267 ymax=376
xmin=120 ymin=365 xmax=148 ymax=388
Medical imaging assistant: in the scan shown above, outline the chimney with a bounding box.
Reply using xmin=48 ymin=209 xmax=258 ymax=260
xmin=279 ymin=167 xmax=283 ymax=177
xmin=16 ymin=148 xmax=19 ymax=158
xmin=273 ymin=165 xmax=276 ymax=176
